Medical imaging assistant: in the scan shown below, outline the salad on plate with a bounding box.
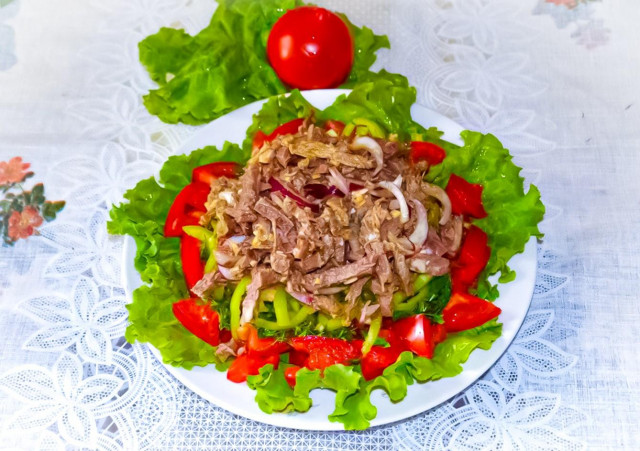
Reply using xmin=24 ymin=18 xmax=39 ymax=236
xmin=109 ymin=78 xmax=545 ymax=429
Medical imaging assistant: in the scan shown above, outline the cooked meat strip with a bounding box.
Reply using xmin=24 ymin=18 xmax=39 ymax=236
xmin=198 ymin=120 xmax=462 ymax=319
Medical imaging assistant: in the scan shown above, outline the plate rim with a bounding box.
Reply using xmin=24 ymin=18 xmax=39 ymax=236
xmin=122 ymin=89 xmax=537 ymax=430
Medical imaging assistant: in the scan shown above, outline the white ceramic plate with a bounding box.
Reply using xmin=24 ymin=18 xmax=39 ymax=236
xmin=122 ymin=89 xmax=537 ymax=430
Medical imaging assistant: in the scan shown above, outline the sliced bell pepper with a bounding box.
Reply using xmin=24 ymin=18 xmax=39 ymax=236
xmin=442 ymin=292 xmax=501 ymax=333
xmin=432 ymin=323 xmax=447 ymax=345
xmin=172 ymin=298 xmax=221 ymax=347
xmin=391 ymin=314 xmax=435 ymax=358
xmin=284 ymin=366 xmax=301 ymax=388
xmin=192 ymin=162 xmax=240 ymax=186
xmin=289 ymin=336 xmax=362 ymax=370
xmin=410 ymin=141 xmax=446 ymax=166
xmin=180 ymin=235 xmax=205 ymax=292
xmin=324 ymin=119 xmax=345 ymax=135
xmin=445 ymin=174 xmax=487 ymax=218
xmin=226 ymin=352 xmax=280 ymax=383
xmin=253 ymin=118 xmax=305 ymax=150
xmin=360 ymin=343 xmax=403 ymax=381
xmin=451 ymin=225 xmax=491 ymax=293
xmin=245 ymin=324 xmax=289 ymax=356
xmin=164 ymin=182 xmax=211 ymax=237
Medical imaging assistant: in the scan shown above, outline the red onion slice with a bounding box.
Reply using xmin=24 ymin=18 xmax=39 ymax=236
xmin=304 ymin=184 xmax=343 ymax=199
xmin=288 ymin=291 xmax=314 ymax=306
xmin=352 ymin=136 xmax=384 ymax=175
xmin=218 ymin=265 xmax=233 ymax=280
xmin=328 ymin=167 xmax=351 ymax=195
xmin=269 ymin=177 xmax=319 ymax=213
xmin=408 ymin=199 xmax=429 ymax=248
xmin=378 ymin=181 xmax=409 ymax=223
xmin=423 ymin=183 xmax=452 ymax=225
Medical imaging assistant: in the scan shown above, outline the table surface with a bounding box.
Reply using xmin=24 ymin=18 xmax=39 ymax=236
xmin=1 ymin=0 xmax=638 ymax=449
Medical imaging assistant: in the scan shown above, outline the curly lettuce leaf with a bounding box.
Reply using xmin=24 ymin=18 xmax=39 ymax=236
xmin=425 ymin=132 xmax=545 ymax=297
xmin=139 ymin=0 xmax=390 ymax=125
xmin=242 ymin=320 xmax=502 ymax=430
xmin=108 ymin=142 xmax=249 ymax=369
xmin=318 ymin=72 xmax=426 ymax=141
xmin=241 ymin=89 xmax=314 ymax=154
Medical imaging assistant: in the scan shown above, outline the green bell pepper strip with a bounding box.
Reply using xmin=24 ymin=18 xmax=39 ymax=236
xmin=212 ymin=286 xmax=225 ymax=301
xmin=273 ymin=287 xmax=290 ymax=326
xmin=361 ymin=315 xmax=382 ymax=355
xmin=259 ymin=288 xmax=277 ymax=302
xmin=230 ymin=277 xmax=251 ymax=340
xmin=203 ymin=233 xmax=217 ymax=273
xmin=413 ymin=274 xmax=432 ymax=292
xmin=392 ymin=291 xmax=407 ymax=308
xmin=394 ymin=285 xmax=430 ymax=314
xmin=342 ymin=123 xmax=355 ymax=136
xmin=353 ymin=118 xmax=385 ymax=138
xmin=256 ymin=305 xmax=315 ymax=331
xmin=182 ymin=225 xmax=212 ymax=241
xmin=183 ymin=225 xmax=218 ymax=273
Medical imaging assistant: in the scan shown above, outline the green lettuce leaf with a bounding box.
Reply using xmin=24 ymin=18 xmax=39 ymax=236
xmin=241 ymin=320 xmax=502 ymax=430
xmin=425 ymin=132 xmax=545 ymax=296
xmin=247 ymin=365 xmax=319 ymax=413
xmin=109 ymin=69 xmax=543 ymax=427
xmin=108 ymin=142 xmax=250 ymax=369
xmin=318 ymin=72 xmax=426 ymax=141
xmin=139 ymin=0 xmax=390 ymax=125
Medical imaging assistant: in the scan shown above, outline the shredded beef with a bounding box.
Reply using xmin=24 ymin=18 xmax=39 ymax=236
xmin=199 ymin=120 xmax=463 ymax=319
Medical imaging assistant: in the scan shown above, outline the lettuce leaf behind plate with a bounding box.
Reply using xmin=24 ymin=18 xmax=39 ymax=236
xmin=139 ymin=0 xmax=390 ymax=125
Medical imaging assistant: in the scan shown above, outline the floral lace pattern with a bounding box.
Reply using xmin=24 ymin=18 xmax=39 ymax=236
xmin=0 ymin=0 xmax=594 ymax=449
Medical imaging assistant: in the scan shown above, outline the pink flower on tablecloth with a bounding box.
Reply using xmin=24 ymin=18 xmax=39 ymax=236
xmin=545 ymin=0 xmax=578 ymax=7
xmin=8 ymin=206 xmax=44 ymax=240
xmin=0 ymin=156 xmax=31 ymax=185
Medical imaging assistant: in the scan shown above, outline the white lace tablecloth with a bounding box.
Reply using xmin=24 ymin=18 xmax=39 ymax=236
xmin=1 ymin=0 xmax=638 ymax=449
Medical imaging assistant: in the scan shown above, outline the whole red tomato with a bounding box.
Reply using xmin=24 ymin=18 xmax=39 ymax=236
xmin=267 ymin=6 xmax=354 ymax=89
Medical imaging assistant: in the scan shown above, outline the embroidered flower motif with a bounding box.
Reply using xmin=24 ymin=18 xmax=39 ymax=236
xmin=0 ymin=352 xmax=123 ymax=447
xmin=7 ymin=206 xmax=44 ymax=240
xmin=490 ymin=310 xmax=577 ymax=392
xmin=445 ymin=382 xmax=585 ymax=450
xmin=0 ymin=159 xmax=64 ymax=246
xmin=545 ymin=0 xmax=578 ymax=7
xmin=39 ymin=209 xmax=122 ymax=286
xmin=572 ymin=19 xmax=610 ymax=49
xmin=0 ymin=156 xmax=31 ymax=185
xmin=21 ymin=277 xmax=127 ymax=363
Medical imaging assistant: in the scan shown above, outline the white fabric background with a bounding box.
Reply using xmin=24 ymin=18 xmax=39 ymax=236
xmin=0 ymin=0 xmax=638 ymax=449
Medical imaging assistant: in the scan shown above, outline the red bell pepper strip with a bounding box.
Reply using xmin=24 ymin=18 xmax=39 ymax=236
xmin=432 ymin=323 xmax=447 ymax=345
xmin=164 ymin=182 xmax=211 ymax=237
xmin=410 ymin=141 xmax=446 ymax=166
xmin=445 ymin=174 xmax=488 ymax=218
xmin=289 ymin=336 xmax=362 ymax=370
xmin=252 ymin=118 xmax=305 ymax=150
xmin=172 ymin=298 xmax=221 ymax=347
xmin=192 ymin=162 xmax=240 ymax=186
xmin=180 ymin=234 xmax=205 ymax=292
xmin=226 ymin=353 xmax=281 ymax=383
xmin=245 ymin=324 xmax=289 ymax=356
xmin=324 ymin=120 xmax=345 ymax=135
xmin=391 ymin=314 xmax=435 ymax=358
xmin=442 ymin=292 xmax=501 ymax=333
xmin=451 ymin=225 xmax=491 ymax=293
xmin=360 ymin=343 xmax=404 ymax=381
xmin=284 ymin=366 xmax=301 ymax=388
